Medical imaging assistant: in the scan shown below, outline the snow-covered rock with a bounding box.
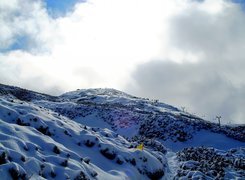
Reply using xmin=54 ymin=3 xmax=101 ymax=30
xmin=0 ymin=92 xmax=167 ymax=179
xmin=175 ymin=147 xmax=245 ymax=179
xmin=0 ymin=83 xmax=244 ymax=179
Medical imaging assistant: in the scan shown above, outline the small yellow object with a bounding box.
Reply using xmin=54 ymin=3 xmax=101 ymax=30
xmin=136 ymin=143 xmax=144 ymax=150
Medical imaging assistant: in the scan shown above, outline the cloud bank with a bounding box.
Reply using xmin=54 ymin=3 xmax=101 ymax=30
xmin=0 ymin=0 xmax=176 ymax=93
xmin=0 ymin=0 xmax=245 ymax=123
xmin=126 ymin=0 xmax=245 ymax=123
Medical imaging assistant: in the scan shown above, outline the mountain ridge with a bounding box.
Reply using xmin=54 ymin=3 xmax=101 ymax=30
xmin=0 ymin=83 xmax=244 ymax=179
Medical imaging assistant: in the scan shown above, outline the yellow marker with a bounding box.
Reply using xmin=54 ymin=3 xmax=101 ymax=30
xmin=136 ymin=143 xmax=144 ymax=150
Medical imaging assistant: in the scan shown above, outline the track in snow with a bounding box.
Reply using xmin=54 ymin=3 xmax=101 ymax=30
xmin=165 ymin=151 xmax=179 ymax=179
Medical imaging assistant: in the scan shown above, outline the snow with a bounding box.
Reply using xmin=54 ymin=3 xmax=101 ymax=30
xmin=74 ymin=114 xmax=112 ymax=130
xmin=162 ymin=129 xmax=245 ymax=152
xmin=165 ymin=151 xmax=179 ymax=179
xmin=175 ymin=146 xmax=245 ymax=179
xmin=60 ymin=88 xmax=179 ymax=113
xmin=0 ymin=84 xmax=244 ymax=179
xmin=0 ymin=94 xmax=167 ymax=179
xmin=116 ymin=124 xmax=139 ymax=138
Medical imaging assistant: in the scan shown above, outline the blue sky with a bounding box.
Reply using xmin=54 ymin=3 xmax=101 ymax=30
xmin=232 ymin=0 xmax=245 ymax=10
xmin=43 ymin=0 xmax=245 ymax=17
xmin=44 ymin=0 xmax=245 ymax=13
xmin=233 ymin=0 xmax=245 ymax=4
xmin=45 ymin=0 xmax=85 ymax=17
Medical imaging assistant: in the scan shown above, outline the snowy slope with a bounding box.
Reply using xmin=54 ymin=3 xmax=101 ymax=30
xmin=0 ymin=84 xmax=244 ymax=179
xmin=35 ymin=87 xmax=244 ymax=143
xmin=0 ymin=93 xmax=167 ymax=179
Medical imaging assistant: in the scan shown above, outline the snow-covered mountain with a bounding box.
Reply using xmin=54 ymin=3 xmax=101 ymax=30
xmin=0 ymin=84 xmax=244 ymax=179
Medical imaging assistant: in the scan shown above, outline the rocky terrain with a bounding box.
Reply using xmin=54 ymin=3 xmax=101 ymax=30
xmin=0 ymin=83 xmax=244 ymax=179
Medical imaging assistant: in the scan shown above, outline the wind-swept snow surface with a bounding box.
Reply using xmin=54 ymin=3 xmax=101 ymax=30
xmin=0 ymin=95 xmax=167 ymax=179
xmin=0 ymin=84 xmax=244 ymax=179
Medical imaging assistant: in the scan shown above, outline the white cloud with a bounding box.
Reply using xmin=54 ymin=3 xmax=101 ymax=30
xmin=126 ymin=0 xmax=245 ymax=124
xmin=0 ymin=0 xmax=181 ymax=92
xmin=0 ymin=0 xmax=56 ymax=51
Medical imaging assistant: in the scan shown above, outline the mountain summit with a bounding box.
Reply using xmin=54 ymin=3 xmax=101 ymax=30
xmin=0 ymin=84 xmax=244 ymax=179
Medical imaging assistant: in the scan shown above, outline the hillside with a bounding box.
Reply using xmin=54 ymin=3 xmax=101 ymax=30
xmin=0 ymin=84 xmax=244 ymax=179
